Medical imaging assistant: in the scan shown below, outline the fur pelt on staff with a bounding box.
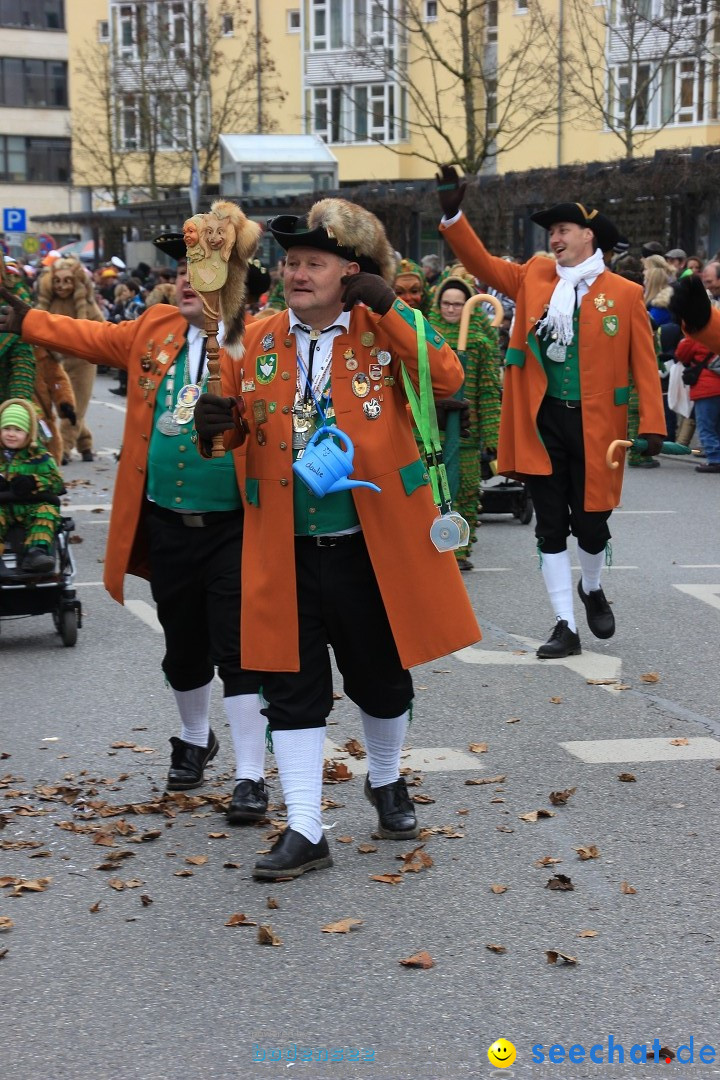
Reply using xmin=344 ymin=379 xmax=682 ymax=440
xmin=209 ymin=200 xmax=262 ymax=359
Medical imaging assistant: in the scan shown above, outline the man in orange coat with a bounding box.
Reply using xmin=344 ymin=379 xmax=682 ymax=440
xmin=0 ymin=236 xmax=268 ymax=823
xmin=436 ymin=167 xmax=666 ymax=658
xmin=196 ymin=198 xmax=481 ymax=880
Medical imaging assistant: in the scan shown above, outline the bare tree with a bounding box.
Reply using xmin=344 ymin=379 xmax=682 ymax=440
xmin=70 ymin=41 xmax=133 ymax=207
xmin=335 ymin=0 xmax=559 ymax=174
xmin=562 ymin=0 xmax=711 ymax=159
xmin=73 ymin=1 xmax=286 ymax=203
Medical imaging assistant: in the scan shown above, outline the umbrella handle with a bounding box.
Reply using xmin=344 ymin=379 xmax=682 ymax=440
xmin=457 ymin=293 xmax=504 ymax=351
xmin=606 ymin=439 xmax=632 ymax=469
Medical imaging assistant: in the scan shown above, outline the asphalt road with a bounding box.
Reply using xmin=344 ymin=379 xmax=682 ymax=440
xmin=1 ymin=373 xmax=719 ymax=1080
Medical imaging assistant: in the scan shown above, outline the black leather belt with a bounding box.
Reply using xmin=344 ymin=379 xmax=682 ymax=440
xmin=545 ymin=396 xmax=582 ymax=409
xmin=295 ymin=533 xmax=363 ymax=548
xmin=148 ymin=502 xmax=243 ymax=528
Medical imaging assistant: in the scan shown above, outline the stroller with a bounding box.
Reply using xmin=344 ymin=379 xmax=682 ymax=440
xmin=479 ymin=452 xmax=534 ymax=525
xmin=0 ymin=490 xmax=82 ymax=646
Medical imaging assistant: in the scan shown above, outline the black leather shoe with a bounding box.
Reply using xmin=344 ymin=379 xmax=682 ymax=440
xmin=166 ymin=729 xmax=219 ymax=791
xmin=227 ymin=777 xmax=268 ymax=824
xmin=536 ymin=619 xmax=581 ymax=659
xmin=364 ymin=776 xmax=419 ymax=839
xmin=22 ymin=546 xmax=55 ymax=573
xmin=577 ymin=580 xmax=615 ymax=639
xmin=81 ymin=449 xmax=94 ymax=462
xmin=252 ymin=828 xmax=332 ymax=880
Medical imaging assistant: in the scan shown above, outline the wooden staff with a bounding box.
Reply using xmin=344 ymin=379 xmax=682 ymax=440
xmin=199 ymin=288 xmax=225 ymax=457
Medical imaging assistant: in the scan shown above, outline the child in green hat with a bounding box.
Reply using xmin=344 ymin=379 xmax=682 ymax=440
xmin=0 ymin=398 xmax=63 ymax=572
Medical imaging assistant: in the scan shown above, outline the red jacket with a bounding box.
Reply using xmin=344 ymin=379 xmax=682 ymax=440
xmin=675 ymin=336 xmax=720 ymax=400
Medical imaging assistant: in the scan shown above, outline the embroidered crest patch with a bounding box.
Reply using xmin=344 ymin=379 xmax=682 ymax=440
xmin=256 ymin=352 xmax=278 ymax=384
xmin=602 ymin=315 xmax=619 ymax=337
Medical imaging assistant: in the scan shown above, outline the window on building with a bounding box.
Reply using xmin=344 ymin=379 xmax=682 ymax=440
xmin=311 ymin=0 xmax=344 ymax=50
xmin=287 ymin=8 xmax=300 ymax=32
xmin=0 ymin=0 xmax=64 ymax=30
xmin=98 ymin=19 xmax=109 ymax=41
xmin=119 ymin=94 xmax=141 ymax=150
xmin=487 ymin=77 xmax=498 ymax=129
xmin=157 ymin=2 xmax=187 ymax=59
xmin=354 ymin=0 xmax=391 ymax=46
xmin=222 ymin=13 xmax=234 ymax=35
xmin=116 ymin=3 xmax=149 ymax=61
xmin=424 ymin=0 xmax=438 ymax=20
xmin=485 ymin=0 xmax=498 ymax=42
xmin=0 ymin=134 xmax=70 ymax=182
xmin=0 ymin=58 xmax=68 ymax=108
xmin=515 ymin=0 xmax=528 ymax=12
xmin=311 ymin=81 xmax=401 ymax=143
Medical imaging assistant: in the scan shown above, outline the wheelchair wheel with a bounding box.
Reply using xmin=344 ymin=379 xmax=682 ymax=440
xmin=514 ymin=491 xmax=534 ymax=525
xmin=58 ymin=608 xmax=78 ymax=647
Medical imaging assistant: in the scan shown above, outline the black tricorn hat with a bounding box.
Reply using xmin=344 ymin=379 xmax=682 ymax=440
xmin=153 ymin=232 xmax=186 ymax=262
xmin=247 ymin=258 xmax=271 ymax=300
xmin=530 ymin=203 xmax=620 ymax=253
xmin=267 ymin=213 xmax=383 ymax=274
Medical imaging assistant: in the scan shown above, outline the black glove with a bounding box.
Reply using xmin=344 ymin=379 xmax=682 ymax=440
xmin=435 ymin=398 xmax=471 ymax=438
xmin=58 ymin=401 xmax=77 ymax=425
xmin=668 ymin=275 xmax=711 ymax=333
xmin=10 ymin=473 xmax=37 ymax=498
xmin=436 ymin=164 xmax=467 ymax=219
xmin=194 ymin=393 xmax=247 ymax=452
xmin=638 ymin=433 xmax=664 ymax=457
xmin=0 ymin=284 xmax=32 ymax=336
xmin=341 ymin=272 xmax=396 ymax=316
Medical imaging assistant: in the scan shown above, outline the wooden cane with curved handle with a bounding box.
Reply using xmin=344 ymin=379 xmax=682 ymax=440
xmin=606 ymin=439 xmax=632 ymax=470
xmin=457 ymin=293 xmax=504 ymax=352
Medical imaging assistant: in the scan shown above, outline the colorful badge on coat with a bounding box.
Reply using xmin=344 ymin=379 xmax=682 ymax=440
xmin=360 ymin=332 xmax=375 ymax=347
xmin=256 ymin=352 xmax=278 ymax=384
xmin=261 ymin=332 xmax=275 ymax=352
xmin=352 ymin=372 xmax=371 ymax=398
xmin=346 ymin=357 xmax=359 ymax=371
xmin=242 ymin=378 xmax=256 ymax=392
xmin=369 ymin=363 xmax=382 ymax=381
xmin=376 ymin=350 xmax=392 ymax=366
xmin=363 ymin=397 xmax=382 ymax=419
xmin=602 ymin=315 xmax=619 ymax=336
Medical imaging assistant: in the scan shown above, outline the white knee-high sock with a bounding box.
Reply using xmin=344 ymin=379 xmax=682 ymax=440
xmin=360 ymin=709 xmax=409 ymax=788
xmin=541 ymin=550 xmax=576 ymax=631
xmin=173 ymin=681 xmax=212 ymax=747
xmin=223 ymin=693 xmax=266 ymax=782
xmin=577 ymin=545 xmax=604 ymax=593
xmin=272 ymin=727 xmax=325 ymax=844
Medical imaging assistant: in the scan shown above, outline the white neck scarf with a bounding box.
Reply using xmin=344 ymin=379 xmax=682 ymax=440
xmin=536 ymin=248 xmax=606 ymax=346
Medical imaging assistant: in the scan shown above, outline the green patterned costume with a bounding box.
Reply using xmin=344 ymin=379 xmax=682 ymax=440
xmin=0 ymin=398 xmax=63 ymax=556
xmin=0 ymin=276 xmax=35 ymax=403
xmin=428 ymin=270 xmax=501 ymax=561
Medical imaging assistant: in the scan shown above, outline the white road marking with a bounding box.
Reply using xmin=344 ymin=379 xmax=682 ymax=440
xmin=561 ymin=737 xmax=720 ymax=763
xmin=325 ymin=743 xmax=481 ymax=774
xmin=672 ymin=584 xmax=720 ymax=612
xmin=60 ymin=504 xmax=111 ymax=512
xmin=454 ymin=638 xmax=623 ymax=688
xmin=612 ymin=510 xmax=676 ymax=514
xmin=677 ymin=564 xmax=720 ymax=568
xmin=124 ymin=598 xmax=162 ymax=632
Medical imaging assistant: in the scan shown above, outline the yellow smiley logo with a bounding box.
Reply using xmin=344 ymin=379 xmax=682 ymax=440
xmin=488 ymin=1038 xmax=517 ymax=1068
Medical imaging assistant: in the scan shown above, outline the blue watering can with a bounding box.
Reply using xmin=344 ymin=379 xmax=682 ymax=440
xmin=292 ymin=427 xmax=381 ymax=497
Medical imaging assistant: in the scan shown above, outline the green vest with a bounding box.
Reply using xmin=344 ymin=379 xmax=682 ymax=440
xmin=292 ymin=413 xmax=360 ymax=536
xmin=540 ymin=310 xmax=581 ymax=400
xmin=147 ymin=349 xmax=242 ymax=512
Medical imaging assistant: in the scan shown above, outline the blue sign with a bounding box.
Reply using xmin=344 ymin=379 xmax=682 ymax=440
xmin=3 ymin=208 xmax=26 ymax=232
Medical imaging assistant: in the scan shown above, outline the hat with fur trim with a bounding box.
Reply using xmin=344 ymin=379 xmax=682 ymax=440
xmin=530 ymin=203 xmax=620 ymax=253
xmin=268 ymin=198 xmax=396 ymax=282
xmin=153 ymin=232 xmax=186 ymax=262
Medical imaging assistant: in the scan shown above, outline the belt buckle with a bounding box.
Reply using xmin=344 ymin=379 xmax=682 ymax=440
xmin=315 ymin=535 xmax=335 ymax=547
xmin=183 ymin=514 xmax=205 ymax=528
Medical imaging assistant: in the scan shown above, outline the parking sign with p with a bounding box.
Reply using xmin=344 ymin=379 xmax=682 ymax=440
xmin=3 ymin=208 xmax=27 ymax=232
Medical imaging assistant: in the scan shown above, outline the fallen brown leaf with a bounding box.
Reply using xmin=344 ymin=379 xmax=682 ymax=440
xmin=8 ymin=876 xmax=52 ymax=895
xmin=506 ymin=717 xmax=521 ymax=724
xmin=620 ymin=881 xmax=637 ymax=894
xmin=321 ymin=918 xmax=363 ymax=934
xmin=465 ymin=774 xmax=507 ymax=786
xmin=411 ymin=793 xmax=435 ymax=804
xmin=490 ymin=884 xmax=508 ymax=894
xmin=399 ymin=950 xmax=434 ymax=969
xmin=670 ymin=737 xmax=689 ymax=746
xmin=341 ymin=738 xmax=365 ymax=758
xmin=578 ymin=929 xmax=598 ymax=938
xmin=266 ymin=897 xmax=279 ymax=909
xmin=519 ymin=809 xmax=555 ymax=822
xmin=468 ymin=742 xmax=489 ymax=754
xmin=356 ymin=843 xmax=377 ymax=854
xmin=495 ymin=825 xmax=515 ymax=834
xmin=257 ymin=924 xmax=282 ymax=946
xmin=173 ymin=869 xmax=194 ymax=878
xmin=140 ymin=894 xmax=153 ymax=907
xmin=396 ymin=845 xmax=433 ymax=873
xmin=0 ymin=916 xmax=14 ymax=930
xmin=208 ymin=832 xmax=228 ymax=839
xmin=576 ymin=845 xmax=600 ymax=861
xmin=335 ymin=836 xmax=353 ymax=844
xmin=185 ymin=855 xmax=208 ymax=866
xmin=586 ymin=678 xmax=618 ymax=685
xmin=546 ymin=874 xmax=574 ymax=891
xmin=88 ymin=901 xmax=102 ymax=913
xmin=640 ymin=672 xmax=660 ymax=683
xmin=549 ymin=696 xmax=563 ymax=704
xmin=485 ymin=943 xmax=506 ymax=954
xmin=0 ymin=947 xmax=8 ymax=959
xmin=322 ymin=760 xmax=353 ymax=783
xmin=225 ymin=912 xmax=257 ymax=927
xmin=549 ymin=786 xmax=576 ymax=806
xmin=370 ymin=873 xmax=404 ymax=885
xmin=546 ymin=950 xmax=579 ymax=965
xmin=618 ymin=772 xmax=636 ymax=782
xmin=534 ymin=856 xmax=562 ymax=868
